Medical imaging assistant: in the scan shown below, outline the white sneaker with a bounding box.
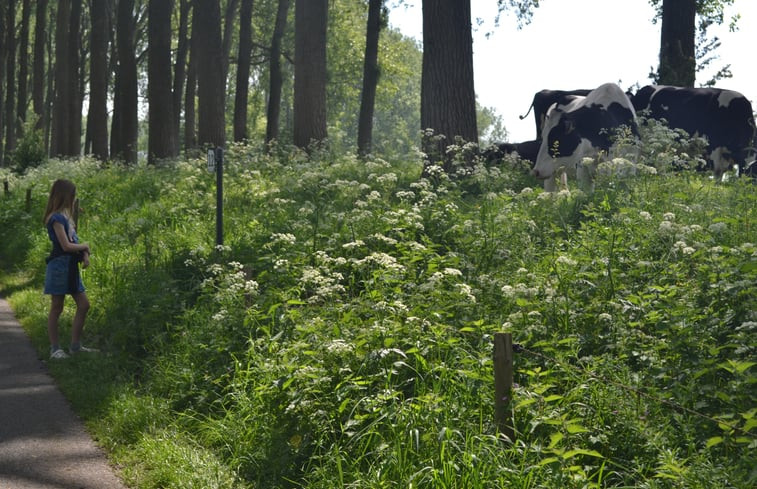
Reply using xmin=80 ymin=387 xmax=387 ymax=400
xmin=50 ymin=349 xmax=69 ymax=359
xmin=71 ymin=345 xmax=100 ymax=354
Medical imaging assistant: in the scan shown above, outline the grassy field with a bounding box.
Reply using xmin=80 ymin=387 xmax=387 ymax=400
xmin=1 ymin=142 xmax=755 ymax=488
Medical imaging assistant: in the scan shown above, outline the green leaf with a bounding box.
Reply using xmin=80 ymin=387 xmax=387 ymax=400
xmin=705 ymin=436 xmax=724 ymax=448
xmin=566 ymin=423 xmax=589 ymax=434
xmin=548 ymin=432 xmax=564 ymax=449
xmin=562 ymin=449 xmax=603 ymax=459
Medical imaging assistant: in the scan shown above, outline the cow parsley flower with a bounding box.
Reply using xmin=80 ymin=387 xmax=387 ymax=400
xmin=708 ymin=222 xmax=727 ymax=234
xmin=639 ymin=211 xmax=652 ymax=221
xmin=556 ymin=255 xmax=577 ymax=267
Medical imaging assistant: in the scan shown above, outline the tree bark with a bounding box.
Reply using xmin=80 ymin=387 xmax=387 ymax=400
xmin=233 ymin=0 xmax=254 ymax=142
xmin=265 ymin=0 xmax=290 ymax=147
xmin=222 ymin=0 xmax=239 ymax=82
xmin=0 ymin=2 xmax=6 ymax=166
xmin=293 ymin=0 xmax=328 ymax=150
xmin=4 ymin=0 xmax=17 ymax=159
xmin=89 ymin=0 xmax=109 ymax=160
xmin=194 ymin=0 xmax=226 ymax=148
xmin=67 ymin=0 xmax=82 ymax=156
xmin=185 ymin=8 xmax=199 ymax=155
xmin=32 ymin=0 xmax=49 ymax=134
xmin=173 ymin=0 xmax=191 ymax=149
xmin=421 ymin=0 xmax=478 ymax=168
xmin=16 ymin=0 xmax=31 ymax=141
xmin=357 ymin=0 xmax=383 ymax=158
xmin=50 ymin=0 xmax=71 ymax=157
xmin=148 ymin=0 xmax=177 ymax=162
xmin=114 ymin=0 xmax=139 ymax=163
xmin=658 ymin=0 xmax=696 ymax=87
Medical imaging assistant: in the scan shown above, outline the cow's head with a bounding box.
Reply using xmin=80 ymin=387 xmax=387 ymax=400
xmin=531 ymin=106 xmax=593 ymax=182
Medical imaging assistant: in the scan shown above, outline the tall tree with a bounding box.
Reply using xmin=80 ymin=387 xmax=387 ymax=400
xmin=50 ymin=0 xmax=71 ymax=157
xmin=16 ymin=0 xmax=31 ymax=141
xmin=420 ymin=0 xmax=477 ymax=167
xmin=651 ymin=0 xmax=736 ymax=86
xmin=32 ymin=0 xmax=49 ymax=135
xmin=148 ymin=0 xmax=177 ymax=162
xmin=66 ymin=0 xmax=83 ymax=156
xmin=194 ymin=0 xmax=225 ymax=148
xmin=357 ymin=0 xmax=384 ymax=157
xmin=221 ymin=0 xmax=239 ymax=81
xmin=114 ymin=0 xmax=139 ymax=163
xmin=293 ymin=0 xmax=328 ymax=150
xmin=89 ymin=0 xmax=109 ymax=160
xmin=233 ymin=0 xmax=254 ymax=142
xmin=185 ymin=7 xmax=199 ymax=154
xmin=0 ymin=2 xmax=5 ymax=166
xmin=658 ymin=0 xmax=696 ymax=86
xmin=4 ymin=0 xmax=17 ymax=160
xmin=265 ymin=0 xmax=290 ymax=147
xmin=173 ymin=0 xmax=191 ymax=149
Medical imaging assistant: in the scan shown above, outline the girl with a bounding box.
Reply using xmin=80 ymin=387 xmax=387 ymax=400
xmin=43 ymin=179 xmax=95 ymax=359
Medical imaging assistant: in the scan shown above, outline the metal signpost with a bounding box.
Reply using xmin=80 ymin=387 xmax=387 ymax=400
xmin=207 ymin=147 xmax=224 ymax=246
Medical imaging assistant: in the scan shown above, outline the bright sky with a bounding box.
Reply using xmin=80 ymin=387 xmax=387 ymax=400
xmin=388 ymin=0 xmax=756 ymax=143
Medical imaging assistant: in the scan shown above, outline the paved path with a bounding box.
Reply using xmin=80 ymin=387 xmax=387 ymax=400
xmin=0 ymin=297 xmax=128 ymax=489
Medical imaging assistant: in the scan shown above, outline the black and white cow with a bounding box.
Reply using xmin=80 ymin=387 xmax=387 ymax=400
xmin=531 ymin=83 xmax=639 ymax=191
xmin=520 ymin=89 xmax=592 ymax=139
xmin=630 ymin=85 xmax=757 ymax=178
xmin=484 ymin=139 xmax=541 ymax=164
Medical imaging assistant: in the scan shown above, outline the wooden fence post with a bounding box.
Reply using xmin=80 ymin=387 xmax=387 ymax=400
xmin=494 ymin=332 xmax=515 ymax=442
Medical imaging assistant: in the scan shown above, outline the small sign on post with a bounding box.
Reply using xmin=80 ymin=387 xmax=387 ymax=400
xmin=207 ymin=149 xmax=216 ymax=173
xmin=205 ymin=146 xmax=224 ymax=246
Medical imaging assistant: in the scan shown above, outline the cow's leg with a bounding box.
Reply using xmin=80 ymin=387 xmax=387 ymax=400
xmin=710 ymin=147 xmax=734 ymax=180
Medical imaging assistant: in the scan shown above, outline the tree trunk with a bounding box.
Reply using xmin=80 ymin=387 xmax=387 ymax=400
xmin=0 ymin=2 xmax=6 ymax=166
xmin=194 ymin=0 xmax=225 ymax=148
xmin=16 ymin=0 xmax=31 ymax=141
xmin=184 ymin=9 xmax=199 ymax=155
xmin=4 ymin=0 xmax=17 ymax=160
xmin=115 ymin=0 xmax=138 ymax=163
xmin=293 ymin=0 xmax=328 ymax=150
xmin=658 ymin=0 xmax=696 ymax=87
xmin=51 ymin=0 xmax=71 ymax=157
xmin=233 ymin=0 xmax=254 ymax=142
xmin=89 ymin=0 xmax=109 ymax=160
xmin=67 ymin=0 xmax=82 ymax=156
xmin=148 ymin=0 xmax=177 ymax=163
xmin=357 ymin=0 xmax=383 ymax=158
xmin=421 ymin=0 xmax=478 ymax=168
xmin=222 ymin=0 xmax=239 ymax=82
xmin=265 ymin=0 xmax=290 ymax=147
xmin=173 ymin=0 xmax=190 ymax=149
xmin=32 ymin=0 xmax=49 ymax=136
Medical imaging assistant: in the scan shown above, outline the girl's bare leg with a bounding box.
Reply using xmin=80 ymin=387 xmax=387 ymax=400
xmin=70 ymin=292 xmax=91 ymax=346
xmin=48 ymin=295 xmax=65 ymax=349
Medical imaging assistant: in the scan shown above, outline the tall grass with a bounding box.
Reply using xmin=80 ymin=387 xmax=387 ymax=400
xmin=1 ymin=139 xmax=754 ymax=488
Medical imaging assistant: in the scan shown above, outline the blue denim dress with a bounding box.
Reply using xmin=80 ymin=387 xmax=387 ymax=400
xmin=44 ymin=213 xmax=85 ymax=295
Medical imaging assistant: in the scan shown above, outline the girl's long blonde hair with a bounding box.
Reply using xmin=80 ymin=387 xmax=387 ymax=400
xmin=43 ymin=179 xmax=77 ymax=226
